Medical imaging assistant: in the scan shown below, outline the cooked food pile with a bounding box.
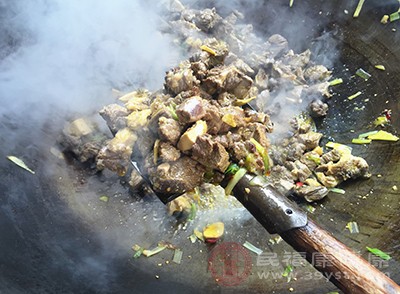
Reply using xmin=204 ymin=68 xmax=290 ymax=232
xmin=60 ymin=2 xmax=371 ymax=210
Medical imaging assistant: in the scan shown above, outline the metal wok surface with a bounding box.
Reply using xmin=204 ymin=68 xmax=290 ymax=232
xmin=0 ymin=0 xmax=399 ymax=293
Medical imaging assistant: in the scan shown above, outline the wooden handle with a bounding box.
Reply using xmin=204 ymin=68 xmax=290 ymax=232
xmin=280 ymin=219 xmax=400 ymax=294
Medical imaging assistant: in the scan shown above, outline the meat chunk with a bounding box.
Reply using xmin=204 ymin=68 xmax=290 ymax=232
xmin=298 ymin=132 xmax=323 ymax=150
xmin=159 ymin=142 xmax=181 ymax=162
xmin=192 ymin=134 xmax=230 ymax=172
xmin=309 ymin=99 xmax=328 ymax=117
xmin=267 ymin=34 xmax=289 ymax=58
xmin=99 ymin=104 xmax=129 ymax=134
xmin=96 ymin=128 xmax=137 ymax=176
xmin=158 ymin=117 xmax=182 ymax=144
xmin=165 ymin=65 xmax=199 ymax=95
xmin=176 ymin=96 xmax=206 ymax=123
xmin=304 ymin=65 xmax=331 ymax=83
xmin=150 ymin=156 xmax=205 ymax=195
xmin=194 ymin=8 xmax=221 ymax=32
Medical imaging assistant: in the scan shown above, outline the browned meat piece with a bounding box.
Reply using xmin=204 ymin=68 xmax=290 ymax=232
xmin=158 ymin=117 xmax=182 ymax=145
xmin=285 ymin=142 xmax=306 ymax=161
xmin=320 ymin=149 xmax=341 ymax=164
xmin=99 ymin=104 xmax=128 ymax=134
xmin=267 ymin=34 xmax=289 ymax=58
xmin=304 ymin=65 xmax=331 ymax=83
xmin=295 ymin=184 xmax=329 ymax=202
xmin=268 ymin=165 xmax=296 ymax=195
xmin=238 ymin=122 xmax=269 ymax=148
xmin=150 ymin=156 xmax=205 ymax=195
xmin=159 ymin=142 xmax=181 ymax=162
xmin=176 ymin=96 xmax=206 ymax=123
xmin=316 ymin=154 xmax=371 ymax=183
xmin=298 ymin=132 xmax=323 ymax=150
xmin=230 ymin=141 xmax=248 ymax=163
xmin=282 ymin=49 xmax=311 ymax=68
xmin=194 ymin=8 xmax=221 ymax=32
xmin=192 ymin=134 xmax=230 ymax=172
xmin=244 ymin=108 xmax=273 ymax=131
xmin=309 ymin=99 xmax=329 ymax=117
xmin=203 ymin=103 xmax=224 ymax=134
xmin=96 ymin=128 xmax=137 ymax=176
xmin=290 ymin=160 xmax=312 ymax=182
xmin=60 ymin=118 xmax=107 ymax=163
xmin=300 ymin=150 xmax=322 ymax=170
xmin=202 ymin=66 xmax=253 ymax=99
xmin=164 ymin=65 xmax=199 ymax=95
xmin=255 ymin=68 xmax=269 ymax=89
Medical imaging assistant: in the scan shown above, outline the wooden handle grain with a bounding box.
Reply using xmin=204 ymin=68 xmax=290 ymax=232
xmin=280 ymin=219 xmax=400 ymax=294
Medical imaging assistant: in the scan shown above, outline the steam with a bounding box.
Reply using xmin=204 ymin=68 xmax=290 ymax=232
xmin=0 ymin=0 xmax=181 ymax=119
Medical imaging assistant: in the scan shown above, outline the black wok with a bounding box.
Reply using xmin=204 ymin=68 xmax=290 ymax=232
xmin=0 ymin=0 xmax=399 ymax=293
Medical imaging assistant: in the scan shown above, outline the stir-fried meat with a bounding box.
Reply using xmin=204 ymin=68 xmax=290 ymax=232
xmin=159 ymin=141 xmax=181 ymax=162
xmin=176 ymin=96 xmax=206 ymax=123
xmin=158 ymin=117 xmax=182 ymax=145
xmin=309 ymin=99 xmax=329 ymax=117
xmin=99 ymin=104 xmax=128 ymax=134
xmin=297 ymin=132 xmax=323 ymax=150
xmin=191 ymin=134 xmax=230 ymax=172
xmin=149 ymin=156 xmax=205 ymax=195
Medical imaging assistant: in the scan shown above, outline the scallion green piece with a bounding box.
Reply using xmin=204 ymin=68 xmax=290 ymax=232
xmin=353 ymin=0 xmax=365 ymax=18
xmin=250 ymin=138 xmax=270 ymax=174
xmin=282 ymin=265 xmax=294 ymax=277
xmin=329 ymin=78 xmax=343 ymax=86
xmin=133 ymin=247 xmax=144 ymax=258
xmin=172 ymin=249 xmax=183 ymax=264
xmin=188 ymin=203 xmax=197 ymax=221
xmin=225 ymin=168 xmax=247 ymax=196
xmin=142 ymin=245 xmax=167 ymax=257
xmin=329 ymin=188 xmax=346 ymax=194
xmin=366 ymin=247 xmax=391 ymax=260
xmin=358 ymin=130 xmax=378 ymax=138
xmin=243 ymin=241 xmax=263 ymax=255
xmin=99 ymin=196 xmax=109 ymax=202
xmin=348 ymin=91 xmax=362 ymax=100
xmin=351 ymin=138 xmax=371 ymax=144
xmin=289 ymin=0 xmax=294 ymax=7
xmin=375 ymin=65 xmax=386 ymax=71
xmin=225 ymin=163 xmax=240 ymax=175
xmin=356 ymin=68 xmax=371 ymax=80
xmin=390 ymin=11 xmax=400 ymax=22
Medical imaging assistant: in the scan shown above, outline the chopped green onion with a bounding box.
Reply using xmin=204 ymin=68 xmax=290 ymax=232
xmin=172 ymin=249 xmax=183 ymax=264
xmin=375 ymin=65 xmax=386 ymax=71
xmin=189 ymin=234 xmax=197 ymax=243
xmin=366 ymin=247 xmax=391 ymax=260
xmin=225 ymin=168 xmax=247 ymax=196
xmin=329 ymin=78 xmax=343 ymax=86
xmin=353 ymin=0 xmax=365 ymax=18
xmin=368 ymin=130 xmax=399 ymax=142
xmin=250 ymin=138 xmax=270 ymax=174
xmin=99 ymin=196 xmax=109 ymax=202
xmin=346 ymin=221 xmax=360 ymax=234
xmin=188 ymin=203 xmax=197 ymax=221
xmin=142 ymin=245 xmax=167 ymax=257
xmin=225 ymin=163 xmax=240 ymax=175
xmin=356 ymin=68 xmax=371 ymax=80
xmin=289 ymin=0 xmax=294 ymax=7
xmin=168 ymin=103 xmax=178 ymax=121
xmin=133 ymin=247 xmax=144 ymax=258
xmin=329 ymin=188 xmax=346 ymax=194
xmin=282 ymin=265 xmax=294 ymax=278
xmin=243 ymin=241 xmax=263 ymax=255
xmin=348 ymin=91 xmax=362 ymax=100
xmin=358 ymin=130 xmax=378 ymax=138
xmin=381 ymin=15 xmax=390 ymax=24
xmin=306 ymin=154 xmax=321 ymax=165
xmin=351 ymin=138 xmax=371 ymax=144
xmin=305 ymin=204 xmax=316 ymax=213
xmin=7 ymin=155 xmax=35 ymax=174
xmin=390 ymin=11 xmax=400 ymax=22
